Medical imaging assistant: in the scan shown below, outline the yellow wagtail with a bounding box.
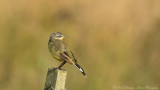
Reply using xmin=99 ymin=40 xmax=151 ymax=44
xmin=48 ymin=32 xmax=86 ymax=77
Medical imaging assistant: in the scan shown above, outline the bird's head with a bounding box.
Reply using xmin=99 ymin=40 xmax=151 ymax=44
xmin=50 ymin=32 xmax=67 ymax=40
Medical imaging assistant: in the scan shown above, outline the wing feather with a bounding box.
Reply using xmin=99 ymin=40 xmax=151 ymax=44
xmin=59 ymin=52 xmax=73 ymax=64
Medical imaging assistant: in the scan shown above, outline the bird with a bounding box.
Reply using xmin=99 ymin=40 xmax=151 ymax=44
xmin=48 ymin=32 xmax=86 ymax=77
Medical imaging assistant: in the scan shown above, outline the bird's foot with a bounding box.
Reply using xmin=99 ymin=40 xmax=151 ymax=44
xmin=47 ymin=67 xmax=65 ymax=75
xmin=47 ymin=67 xmax=57 ymax=75
xmin=57 ymin=67 xmax=65 ymax=71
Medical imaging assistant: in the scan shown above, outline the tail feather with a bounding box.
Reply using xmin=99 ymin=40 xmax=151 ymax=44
xmin=74 ymin=63 xmax=86 ymax=77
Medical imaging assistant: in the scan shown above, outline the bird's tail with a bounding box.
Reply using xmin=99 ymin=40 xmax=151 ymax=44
xmin=73 ymin=63 xmax=86 ymax=77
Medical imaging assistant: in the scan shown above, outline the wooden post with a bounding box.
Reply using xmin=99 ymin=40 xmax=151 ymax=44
xmin=44 ymin=67 xmax=67 ymax=90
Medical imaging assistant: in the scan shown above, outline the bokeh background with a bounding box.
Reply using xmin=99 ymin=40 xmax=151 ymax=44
xmin=0 ymin=0 xmax=160 ymax=90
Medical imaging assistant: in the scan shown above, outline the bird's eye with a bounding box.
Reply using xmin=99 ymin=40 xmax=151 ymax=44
xmin=56 ymin=35 xmax=61 ymax=38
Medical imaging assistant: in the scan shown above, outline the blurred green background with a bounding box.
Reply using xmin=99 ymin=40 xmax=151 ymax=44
xmin=0 ymin=0 xmax=160 ymax=90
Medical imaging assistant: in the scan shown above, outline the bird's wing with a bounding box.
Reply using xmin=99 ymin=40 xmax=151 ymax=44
xmin=70 ymin=51 xmax=77 ymax=63
xmin=59 ymin=51 xmax=86 ymax=77
xmin=59 ymin=51 xmax=74 ymax=64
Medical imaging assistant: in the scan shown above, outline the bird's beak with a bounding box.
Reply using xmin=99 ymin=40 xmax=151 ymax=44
xmin=62 ymin=35 xmax=67 ymax=37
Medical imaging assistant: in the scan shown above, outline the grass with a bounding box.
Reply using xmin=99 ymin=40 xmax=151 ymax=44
xmin=0 ymin=0 xmax=160 ymax=89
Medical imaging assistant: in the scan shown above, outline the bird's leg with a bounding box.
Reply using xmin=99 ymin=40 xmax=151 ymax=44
xmin=58 ymin=61 xmax=66 ymax=69
xmin=48 ymin=62 xmax=66 ymax=74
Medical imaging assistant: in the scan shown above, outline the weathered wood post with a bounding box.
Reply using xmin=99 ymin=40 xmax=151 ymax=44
xmin=44 ymin=67 xmax=67 ymax=90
